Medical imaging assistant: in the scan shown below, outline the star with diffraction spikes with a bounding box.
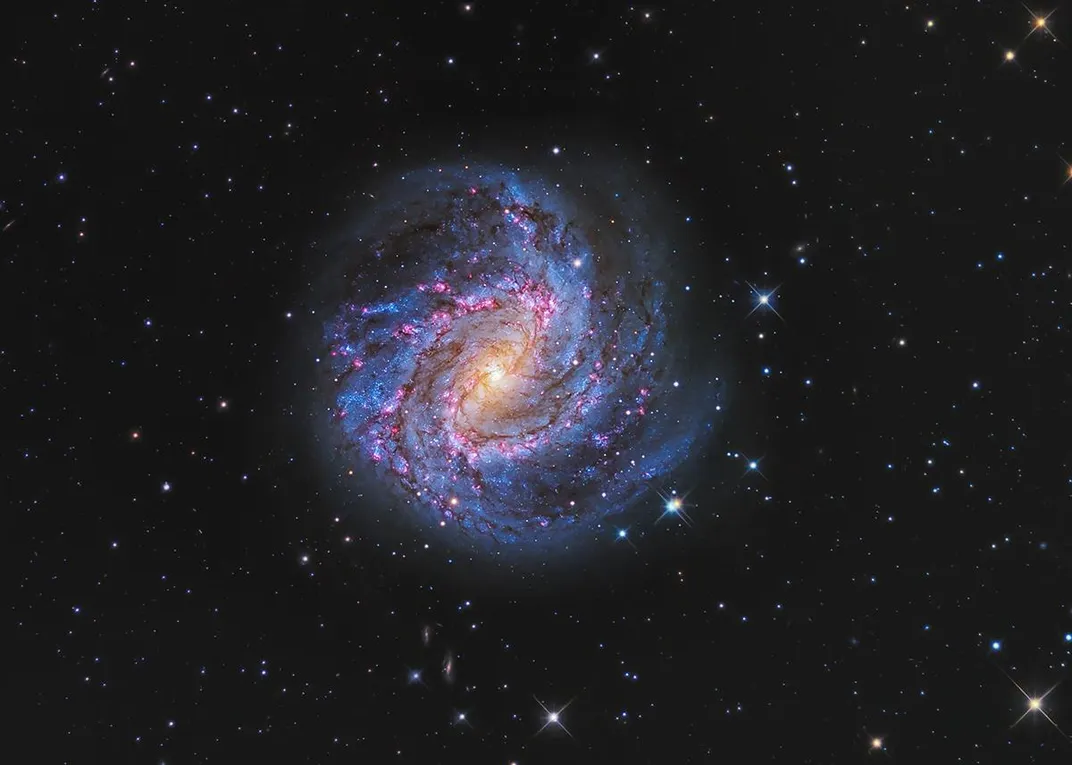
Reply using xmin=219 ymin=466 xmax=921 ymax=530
xmin=452 ymin=710 xmax=473 ymax=729
xmin=655 ymin=489 xmax=694 ymax=527
xmin=1022 ymin=5 xmax=1059 ymax=42
xmin=746 ymin=282 xmax=784 ymax=321
xmin=534 ymin=695 xmax=574 ymax=738
xmin=860 ymin=728 xmax=893 ymax=758
xmin=405 ymin=667 xmax=426 ymax=687
xmin=999 ymin=666 xmax=1070 ymax=741
xmin=740 ymin=454 xmax=767 ymax=480
xmin=614 ymin=527 xmax=637 ymax=550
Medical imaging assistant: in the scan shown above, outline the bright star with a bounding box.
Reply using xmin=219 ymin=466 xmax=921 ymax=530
xmin=740 ymin=454 xmax=767 ymax=480
xmin=534 ymin=696 xmax=573 ymax=737
xmin=1000 ymin=667 xmax=1069 ymax=740
xmin=656 ymin=490 xmax=694 ymax=526
xmin=1023 ymin=6 xmax=1058 ymax=41
xmin=746 ymin=282 xmax=784 ymax=321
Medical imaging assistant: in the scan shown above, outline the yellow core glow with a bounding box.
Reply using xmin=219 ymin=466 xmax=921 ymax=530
xmin=463 ymin=347 xmax=523 ymax=422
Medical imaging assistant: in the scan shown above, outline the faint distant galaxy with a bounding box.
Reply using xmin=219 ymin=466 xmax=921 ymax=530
xmin=311 ymin=157 xmax=724 ymax=554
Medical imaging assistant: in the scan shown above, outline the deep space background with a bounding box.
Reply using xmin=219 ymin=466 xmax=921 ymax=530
xmin=7 ymin=1 xmax=1072 ymax=763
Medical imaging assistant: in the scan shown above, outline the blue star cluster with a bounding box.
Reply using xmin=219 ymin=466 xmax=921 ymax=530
xmin=317 ymin=162 xmax=722 ymax=551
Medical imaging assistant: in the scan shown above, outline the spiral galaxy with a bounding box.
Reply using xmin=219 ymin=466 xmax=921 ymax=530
xmin=319 ymin=161 xmax=720 ymax=551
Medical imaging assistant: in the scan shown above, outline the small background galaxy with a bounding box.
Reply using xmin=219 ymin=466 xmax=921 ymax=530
xmin=312 ymin=159 xmax=723 ymax=556
xmin=8 ymin=2 xmax=1072 ymax=764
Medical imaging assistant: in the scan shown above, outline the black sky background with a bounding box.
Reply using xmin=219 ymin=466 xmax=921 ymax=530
xmin=7 ymin=1 xmax=1072 ymax=763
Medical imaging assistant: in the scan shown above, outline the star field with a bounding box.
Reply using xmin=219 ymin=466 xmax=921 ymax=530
xmin=6 ymin=2 xmax=1072 ymax=763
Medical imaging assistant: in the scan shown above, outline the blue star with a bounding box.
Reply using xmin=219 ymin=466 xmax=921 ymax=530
xmin=656 ymin=491 xmax=693 ymax=526
xmin=740 ymin=455 xmax=767 ymax=480
xmin=746 ymin=282 xmax=784 ymax=321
